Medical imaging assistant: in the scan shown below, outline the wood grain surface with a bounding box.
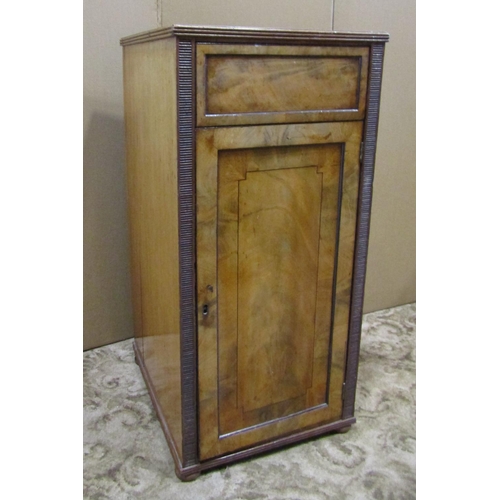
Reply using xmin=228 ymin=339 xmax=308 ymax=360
xmin=197 ymin=44 xmax=369 ymax=126
xmin=237 ymin=166 xmax=322 ymax=413
xmin=196 ymin=121 xmax=363 ymax=460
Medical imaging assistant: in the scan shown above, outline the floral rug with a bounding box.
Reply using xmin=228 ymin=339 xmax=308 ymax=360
xmin=84 ymin=303 xmax=416 ymax=499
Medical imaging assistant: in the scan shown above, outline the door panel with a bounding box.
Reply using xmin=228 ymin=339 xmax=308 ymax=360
xmin=238 ymin=166 xmax=322 ymax=412
xmin=197 ymin=122 xmax=362 ymax=460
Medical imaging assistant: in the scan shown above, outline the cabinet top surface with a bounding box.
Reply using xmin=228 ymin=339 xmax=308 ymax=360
xmin=120 ymin=24 xmax=389 ymax=46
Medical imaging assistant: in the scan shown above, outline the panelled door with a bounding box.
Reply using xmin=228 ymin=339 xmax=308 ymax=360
xmin=196 ymin=121 xmax=363 ymax=460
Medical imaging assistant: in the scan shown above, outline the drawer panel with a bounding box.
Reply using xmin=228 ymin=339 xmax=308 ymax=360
xmin=196 ymin=44 xmax=369 ymax=126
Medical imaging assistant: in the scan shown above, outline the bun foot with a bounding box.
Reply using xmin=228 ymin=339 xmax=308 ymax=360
xmin=175 ymin=468 xmax=200 ymax=481
xmin=337 ymin=425 xmax=351 ymax=434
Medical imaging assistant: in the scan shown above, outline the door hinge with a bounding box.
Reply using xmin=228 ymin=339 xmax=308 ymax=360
xmin=342 ymin=382 xmax=346 ymax=400
xmin=359 ymin=141 xmax=365 ymax=164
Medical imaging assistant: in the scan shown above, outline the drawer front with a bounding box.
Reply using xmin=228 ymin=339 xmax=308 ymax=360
xmin=196 ymin=44 xmax=369 ymax=127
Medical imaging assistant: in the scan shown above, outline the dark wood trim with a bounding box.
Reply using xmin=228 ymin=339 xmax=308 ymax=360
xmin=132 ymin=341 xmax=185 ymax=476
xmin=121 ymin=25 xmax=389 ymax=46
xmin=342 ymin=43 xmax=386 ymax=419
xmin=177 ymin=38 xmax=198 ymax=468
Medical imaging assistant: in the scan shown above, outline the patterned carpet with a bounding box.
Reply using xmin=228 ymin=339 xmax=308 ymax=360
xmin=83 ymin=303 xmax=416 ymax=499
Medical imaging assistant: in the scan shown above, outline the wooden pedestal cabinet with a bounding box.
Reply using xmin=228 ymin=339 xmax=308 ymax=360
xmin=121 ymin=25 xmax=388 ymax=481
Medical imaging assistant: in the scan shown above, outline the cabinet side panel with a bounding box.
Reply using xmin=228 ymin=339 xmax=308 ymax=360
xmin=123 ymin=48 xmax=144 ymax=360
xmin=123 ymin=38 xmax=183 ymax=460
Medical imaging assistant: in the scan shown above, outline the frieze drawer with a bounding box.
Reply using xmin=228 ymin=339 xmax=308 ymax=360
xmin=196 ymin=43 xmax=369 ymax=127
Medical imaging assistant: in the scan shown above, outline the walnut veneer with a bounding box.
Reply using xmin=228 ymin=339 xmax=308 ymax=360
xmin=121 ymin=25 xmax=388 ymax=481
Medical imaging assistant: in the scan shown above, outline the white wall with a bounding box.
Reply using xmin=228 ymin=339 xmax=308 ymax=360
xmin=83 ymin=0 xmax=415 ymax=349
xmin=334 ymin=0 xmax=416 ymax=312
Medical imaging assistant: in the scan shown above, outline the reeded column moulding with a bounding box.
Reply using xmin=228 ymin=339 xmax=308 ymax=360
xmin=121 ymin=24 xmax=388 ymax=481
